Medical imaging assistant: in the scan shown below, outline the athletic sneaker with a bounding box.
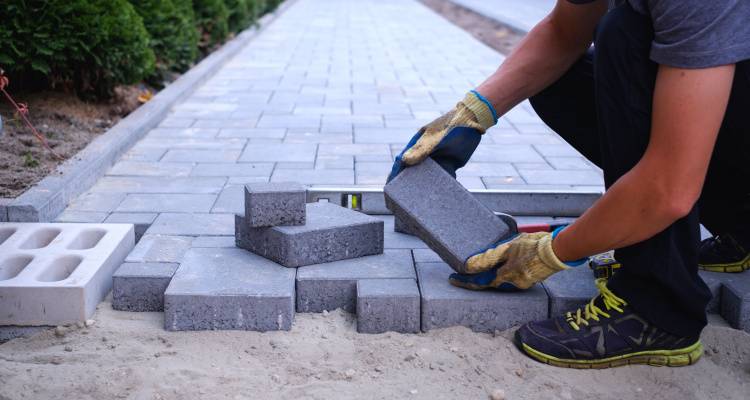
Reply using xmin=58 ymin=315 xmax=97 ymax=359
xmin=699 ymin=233 xmax=750 ymax=273
xmin=515 ymin=278 xmax=703 ymax=369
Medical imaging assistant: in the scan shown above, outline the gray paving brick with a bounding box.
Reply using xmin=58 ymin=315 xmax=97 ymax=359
xmin=112 ymin=262 xmax=179 ymax=312
xmin=385 ymin=158 xmax=511 ymax=273
xmin=146 ymin=127 xmax=219 ymax=139
xmin=457 ymin=162 xmax=517 ymax=177
xmin=354 ymin=128 xmax=412 ymax=144
xmin=239 ymin=143 xmax=317 ymax=163
xmin=315 ymin=155 xmax=354 ymax=169
xmin=296 ymin=249 xmax=414 ymax=313
xmin=284 ymin=132 xmax=353 ymax=144
xmin=357 ymin=279 xmax=420 ymax=334
xmin=518 ymin=169 xmax=604 ymax=186
xmin=191 ymin=236 xmax=235 ymax=248
xmin=546 ymin=157 xmax=595 ymax=170
xmin=374 ymin=215 xmax=428 ymax=249
xmin=210 ymin=185 xmax=244 ymax=214
xmin=257 ymin=115 xmax=321 ymax=129
xmin=126 ymin=234 xmax=194 ymax=263
xmin=53 ymin=210 xmax=109 ymax=223
xmin=191 ymin=163 xmax=273 ymax=177
xmin=134 ymin=138 xmax=246 ymax=150
xmin=244 ymin=182 xmax=306 ymax=227
xmin=480 ymin=176 xmax=527 ymax=188
xmin=107 ymin=161 xmax=194 ymax=177
xmin=0 ymin=198 xmax=9 ymax=222
xmin=116 ymin=194 xmax=217 ymax=213
xmin=121 ymin=148 xmax=166 ymax=162
xmin=542 ymin=266 xmax=597 ymax=317
xmin=533 ymin=144 xmax=583 ymax=157
xmin=470 ymin=144 xmax=546 ymax=163
xmin=148 ymin=213 xmax=235 ymax=236
xmin=162 ymin=149 xmax=242 ymax=163
xmin=417 ymin=262 xmax=549 ymax=333
xmin=67 ymin=192 xmax=126 ymax=212
xmin=271 ymin=169 xmax=354 ymax=185
xmin=236 ymin=202 xmax=384 ymax=267
xmin=719 ymin=272 xmax=750 ymax=333
xmin=164 ymin=248 xmax=295 ymax=331
xmin=217 ymin=128 xmax=286 ymax=139
xmin=192 ymin=119 xmax=258 ymax=129
xmin=104 ymin=212 xmax=158 ymax=242
xmin=412 ymin=248 xmax=442 ymax=263
xmin=90 ymin=177 xmax=226 ymax=194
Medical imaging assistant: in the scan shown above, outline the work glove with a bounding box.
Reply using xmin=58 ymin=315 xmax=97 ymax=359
xmin=387 ymin=90 xmax=498 ymax=182
xmin=449 ymin=227 xmax=588 ymax=291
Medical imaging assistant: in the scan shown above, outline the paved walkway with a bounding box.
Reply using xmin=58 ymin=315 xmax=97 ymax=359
xmin=450 ymin=0 xmax=554 ymax=32
xmin=58 ymin=0 xmax=602 ymax=224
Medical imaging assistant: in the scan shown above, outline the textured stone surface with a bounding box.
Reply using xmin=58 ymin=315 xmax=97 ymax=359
xmin=394 ymin=214 xmax=417 ymax=236
xmin=385 ymin=158 xmax=512 ymax=273
xmin=236 ymin=202 xmax=384 ymax=267
xmin=719 ymin=272 xmax=750 ymax=333
xmin=164 ymin=248 xmax=295 ymax=331
xmin=542 ymin=266 xmax=597 ymax=316
xmin=357 ymin=279 xmax=420 ymax=334
xmin=104 ymin=213 xmax=158 ymax=243
xmin=416 ymin=262 xmax=548 ymax=333
xmin=125 ymin=234 xmax=194 ymax=263
xmin=296 ymin=249 xmax=414 ymax=313
xmin=112 ymin=262 xmax=179 ymax=311
xmin=244 ymin=182 xmax=306 ymax=227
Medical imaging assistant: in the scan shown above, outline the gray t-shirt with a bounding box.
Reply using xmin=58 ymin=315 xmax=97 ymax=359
xmin=570 ymin=0 xmax=750 ymax=68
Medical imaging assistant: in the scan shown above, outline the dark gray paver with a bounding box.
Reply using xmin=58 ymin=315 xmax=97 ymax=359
xmin=164 ymin=248 xmax=296 ymax=331
xmin=104 ymin=212 xmax=158 ymax=242
xmin=296 ymin=249 xmax=414 ymax=313
xmin=385 ymin=158 xmax=511 ymax=273
xmin=699 ymin=270 xmax=729 ymax=314
xmin=394 ymin=215 xmax=417 ymax=235
xmin=0 ymin=326 xmax=50 ymax=343
xmin=416 ymin=262 xmax=548 ymax=333
xmin=719 ymin=272 xmax=750 ymax=333
xmin=541 ymin=266 xmax=597 ymax=317
xmin=0 ymin=198 xmax=9 ymax=222
xmin=236 ymin=202 xmax=384 ymax=267
xmin=112 ymin=262 xmax=179 ymax=312
xmin=244 ymin=182 xmax=306 ymax=227
xmin=356 ymin=279 xmax=420 ymax=334
xmin=376 ymin=215 xmax=428 ymax=249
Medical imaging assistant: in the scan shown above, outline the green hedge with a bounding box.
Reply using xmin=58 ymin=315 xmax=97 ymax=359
xmin=193 ymin=0 xmax=230 ymax=52
xmin=0 ymin=0 xmax=155 ymax=98
xmin=130 ymin=0 xmax=199 ymax=82
xmin=226 ymin=0 xmax=252 ymax=33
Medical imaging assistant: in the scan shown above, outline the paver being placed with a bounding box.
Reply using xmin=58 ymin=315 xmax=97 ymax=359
xmin=236 ymin=202 xmax=384 ymax=267
xmin=385 ymin=158 xmax=512 ymax=273
xmin=164 ymin=248 xmax=295 ymax=331
xmin=719 ymin=272 xmax=750 ymax=333
xmin=541 ymin=265 xmax=597 ymax=316
xmin=356 ymin=278 xmax=420 ymax=334
xmin=296 ymin=249 xmax=414 ymax=313
xmin=0 ymin=223 xmax=134 ymax=325
xmin=112 ymin=262 xmax=179 ymax=312
xmin=416 ymin=262 xmax=548 ymax=333
xmin=244 ymin=182 xmax=306 ymax=227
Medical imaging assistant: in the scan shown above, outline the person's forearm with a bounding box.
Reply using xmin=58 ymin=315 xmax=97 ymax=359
xmin=475 ymin=15 xmax=594 ymax=116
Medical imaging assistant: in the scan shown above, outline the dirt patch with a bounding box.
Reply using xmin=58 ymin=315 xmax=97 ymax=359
xmin=0 ymin=87 xmax=143 ymax=198
xmin=420 ymin=0 xmax=525 ymax=56
xmin=0 ymin=302 xmax=748 ymax=399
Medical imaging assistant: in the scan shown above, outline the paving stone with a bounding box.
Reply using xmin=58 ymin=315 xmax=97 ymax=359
xmin=91 ymin=177 xmax=226 ymax=194
xmin=545 ymin=157 xmax=595 ymax=170
xmin=244 ymin=182 xmax=306 ymax=227
xmin=0 ymin=198 xmax=9 ymax=222
xmin=271 ymin=169 xmax=354 ymax=185
xmin=54 ymin=211 xmax=109 ymax=223
xmin=164 ymin=248 xmax=295 ymax=331
xmin=112 ymin=262 xmax=179 ymax=311
xmin=116 ymin=194 xmax=217 ymax=213
xmin=417 ymin=262 xmax=549 ymax=333
xmin=125 ymin=234 xmax=194 ymax=263
xmin=191 ymin=236 xmax=235 ymax=248
xmin=107 ymin=161 xmax=194 ymax=177
xmin=191 ymin=163 xmax=274 ymax=177
xmin=518 ymin=169 xmax=603 ymax=186
xmin=239 ymin=143 xmax=318 ymax=163
xmin=385 ymin=158 xmax=511 ymax=273
xmin=296 ymin=249 xmax=414 ymax=313
xmin=236 ymin=202 xmax=384 ymax=267
xmin=376 ymin=215 xmax=427 ymax=249
xmin=719 ymin=272 xmax=750 ymax=333
xmin=104 ymin=213 xmax=158 ymax=243
xmin=0 ymin=326 xmax=50 ymax=343
xmin=218 ymin=128 xmax=286 ymax=139
xmin=148 ymin=213 xmax=234 ymax=236
xmin=357 ymin=279 xmax=420 ymax=334
xmin=542 ymin=266 xmax=597 ymax=317
xmin=412 ymin=248 xmax=442 ymax=263
xmin=67 ymin=192 xmax=126 ymax=212
xmin=161 ymin=149 xmax=242 ymax=163
xmin=394 ymin=214 xmax=418 ymax=236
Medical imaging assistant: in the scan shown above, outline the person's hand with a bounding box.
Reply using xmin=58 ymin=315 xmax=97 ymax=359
xmin=387 ymin=90 xmax=497 ymax=182
xmin=449 ymin=227 xmax=587 ymax=291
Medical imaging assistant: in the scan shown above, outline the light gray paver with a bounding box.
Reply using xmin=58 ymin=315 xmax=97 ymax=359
xmin=385 ymin=158 xmax=511 ymax=273
xmin=296 ymin=249 xmax=415 ymax=313
xmin=90 ymin=177 xmax=226 ymax=194
xmin=357 ymin=279 xmax=421 ymax=334
xmin=104 ymin=213 xmax=158 ymax=242
xmin=112 ymin=262 xmax=179 ymax=312
xmin=107 ymin=161 xmax=194 ymax=177
xmin=244 ymin=182 xmax=306 ymax=227
xmin=161 ymin=149 xmax=242 ymax=163
xmin=239 ymin=143 xmax=317 ymax=163
xmin=236 ymin=203 xmax=384 ymax=267
xmin=542 ymin=265 xmax=598 ymax=317
xmin=147 ymin=213 xmax=235 ymax=236
xmin=66 ymin=192 xmax=126 ymax=212
xmin=125 ymin=234 xmax=194 ymax=263
xmin=116 ymin=194 xmax=217 ymax=213
xmin=164 ymin=248 xmax=295 ymax=331
xmin=719 ymin=272 xmax=750 ymax=333
xmin=417 ymin=262 xmax=548 ymax=333
xmin=191 ymin=163 xmax=274 ymax=177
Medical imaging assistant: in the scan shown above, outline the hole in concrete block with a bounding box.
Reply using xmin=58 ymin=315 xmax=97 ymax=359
xmin=67 ymin=229 xmax=106 ymax=250
xmin=37 ymin=255 xmax=82 ymax=282
xmin=19 ymin=228 xmax=62 ymax=249
xmin=0 ymin=227 xmax=16 ymax=246
xmin=0 ymin=255 xmax=33 ymax=281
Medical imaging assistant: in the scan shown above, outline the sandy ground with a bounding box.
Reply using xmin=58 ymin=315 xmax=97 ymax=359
xmin=0 ymin=298 xmax=748 ymax=400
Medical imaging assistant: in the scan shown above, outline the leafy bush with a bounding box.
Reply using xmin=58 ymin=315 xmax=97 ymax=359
xmin=130 ymin=0 xmax=199 ymax=80
xmin=0 ymin=0 xmax=155 ymax=98
xmin=226 ymin=0 xmax=253 ymax=33
xmin=193 ymin=0 xmax=230 ymax=51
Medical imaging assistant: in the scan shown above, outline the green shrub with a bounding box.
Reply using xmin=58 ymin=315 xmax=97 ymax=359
xmin=193 ymin=0 xmax=230 ymax=51
xmin=130 ymin=0 xmax=199 ymax=80
xmin=0 ymin=0 xmax=155 ymax=98
xmin=226 ymin=0 xmax=253 ymax=33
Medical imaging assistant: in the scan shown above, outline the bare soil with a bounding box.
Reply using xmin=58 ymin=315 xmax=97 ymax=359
xmin=0 ymin=87 xmax=143 ymax=199
xmin=420 ymin=0 xmax=525 ymax=56
xmin=0 ymin=301 xmax=748 ymax=400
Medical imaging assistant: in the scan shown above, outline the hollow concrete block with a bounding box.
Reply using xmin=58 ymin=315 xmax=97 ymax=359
xmin=244 ymin=182 xmax=306 ymax=227
xmin=357 ymin=278 xmax=420 ymax=334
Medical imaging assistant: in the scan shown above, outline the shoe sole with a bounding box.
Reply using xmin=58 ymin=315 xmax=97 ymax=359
xmin=699 ymin=253 xmax=750 ymax=273
xmin=520 ymin=340 xmax=703 ymax=369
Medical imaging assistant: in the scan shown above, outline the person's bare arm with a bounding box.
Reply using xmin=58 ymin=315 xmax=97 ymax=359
xmin=552 ymin=64 xmax=736 ymax=261
xmin=475 ymin=0 xmax=607 ymax=115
